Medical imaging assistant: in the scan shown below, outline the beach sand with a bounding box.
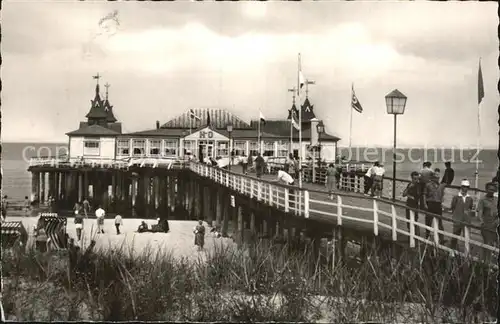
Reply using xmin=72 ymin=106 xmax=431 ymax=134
xmin=5 ymin=216 xmax=236 ymax=261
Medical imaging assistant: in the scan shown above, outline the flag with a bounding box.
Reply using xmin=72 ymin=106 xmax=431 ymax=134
xmin=351 ymin=85 xmax=363 ymax=113
xmin=478 ymin=59 xmax=484 ymax=105
xmin=189 ymin=109 xmax=201 ymax=121
xmin=259 ymin=111 xmax=266 ymax=124
xmin=207 ymin=110 xmax=211 ymax=126
xmin=298 ymin=71 xmax=305 ymax=95
xmin=291 ymin=108 xmax=300 ymax=130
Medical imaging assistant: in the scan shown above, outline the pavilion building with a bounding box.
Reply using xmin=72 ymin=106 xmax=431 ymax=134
xmin=66 ymin=77 xmax=341 ymax=164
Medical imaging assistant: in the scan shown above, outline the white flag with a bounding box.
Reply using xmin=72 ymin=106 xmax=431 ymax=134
xmin=259 ymin=111 xmax=266 ymax=124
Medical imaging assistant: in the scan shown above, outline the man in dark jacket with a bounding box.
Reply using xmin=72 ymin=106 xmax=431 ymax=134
xmin=441 ymin=161 xmax=455 ymax=185
xmin=254 ymin=153 xmax=265 ymax=178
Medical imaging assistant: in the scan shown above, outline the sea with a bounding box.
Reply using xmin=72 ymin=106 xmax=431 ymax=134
xmin=1 ymin=142 xmax=498 ymax=203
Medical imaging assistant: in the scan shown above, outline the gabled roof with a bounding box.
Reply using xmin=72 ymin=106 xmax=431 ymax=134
xmin=66 ymin=124 xmax=119 ymax=136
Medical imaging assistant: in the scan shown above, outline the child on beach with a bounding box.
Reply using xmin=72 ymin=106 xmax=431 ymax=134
xmin=74 ymin=209 xmax=84 ymax=241
xmin=95 ymin=205 xmax=106 ymax=234
xmin=114 ymin=214 xmax=123 ymax=235
xmin=194 ymin=220 xmax=206 ymax=251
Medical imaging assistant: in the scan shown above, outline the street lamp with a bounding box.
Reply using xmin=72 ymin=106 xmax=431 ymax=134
xmin=226 ymin=122 xmax=233 ymax=171
xmin=385 ymin=89 xmax=407 ymax=200
xmin=316 ymin=121 xmax=325 ymax=169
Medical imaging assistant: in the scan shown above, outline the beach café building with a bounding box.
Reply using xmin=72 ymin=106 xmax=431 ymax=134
xmin=66 ymin=79 xmax=341 ymax=165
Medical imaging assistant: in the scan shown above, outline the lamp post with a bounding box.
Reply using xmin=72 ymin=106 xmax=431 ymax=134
xmin=385 ymin=89 xmax=407 ymax=201
xmin=226 ymin=122 xmax=233 ymax=171
xmin=316 ymin=121 xmax=325 ymax=169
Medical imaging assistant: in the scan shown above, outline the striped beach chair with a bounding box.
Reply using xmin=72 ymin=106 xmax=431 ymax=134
xmin=38 ymin=213 xmax=68 ymax=249
xmin=1 ymin=221 xmax=28 ymax=249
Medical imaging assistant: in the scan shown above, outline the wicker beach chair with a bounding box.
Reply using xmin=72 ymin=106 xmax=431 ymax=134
xmin=1 ymin=221 xmax=28 ymax=249
xmin=38 ymin=213 xmax=68 ymax=249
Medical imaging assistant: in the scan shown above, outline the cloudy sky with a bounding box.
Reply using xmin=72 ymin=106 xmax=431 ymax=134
xmin=2 ymin=1 xmax=498 ymax=148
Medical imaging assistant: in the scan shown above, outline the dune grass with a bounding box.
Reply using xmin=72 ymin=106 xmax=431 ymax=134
xmin=2 ymin=237 xmax=497 ymax=323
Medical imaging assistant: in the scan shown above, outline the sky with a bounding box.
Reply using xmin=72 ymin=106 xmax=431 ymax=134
xmin=2 ymin=1 xmax=498 ymax=148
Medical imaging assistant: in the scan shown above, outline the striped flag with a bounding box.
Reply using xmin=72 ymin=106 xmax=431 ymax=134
xmin=189 ymin=109 xmax=201 ymax=121
xmin=478 ymin=59 xmax=484 ymax=105
xmin=351 ymin=85 xmax=363 ymax=113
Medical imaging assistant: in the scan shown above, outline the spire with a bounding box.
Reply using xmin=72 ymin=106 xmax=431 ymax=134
xmin=93 ymin=73 xmax=102 ymax=98
xmin=86 ymin=73 xmax=108 ymax=123
xmin=103 ymin=82 xmax=117 ymax=123
xmin=287 ymin=87 xmax=298 ymax=120
xmin=104 ymin=82 xmax=110 ymax=100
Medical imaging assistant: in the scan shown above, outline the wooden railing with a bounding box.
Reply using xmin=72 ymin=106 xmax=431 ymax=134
xmin=189 ymin=162 xmax=498 ymax=266
xmin=29 ymin=156 xmax=189 ymax=170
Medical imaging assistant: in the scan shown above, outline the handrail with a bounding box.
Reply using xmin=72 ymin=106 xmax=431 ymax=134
xmin=188 ymin=161 xmax=498 ymax=265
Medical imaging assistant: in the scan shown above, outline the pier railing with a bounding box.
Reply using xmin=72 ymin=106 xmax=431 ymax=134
xmin=29 ymin=156 xmax=189 ymax=170
xmin=189 ymin=162 xmax=498 ymax=266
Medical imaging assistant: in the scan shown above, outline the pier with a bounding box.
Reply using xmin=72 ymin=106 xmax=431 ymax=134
xmin=27 ymin=156 xmax=498 ymax=267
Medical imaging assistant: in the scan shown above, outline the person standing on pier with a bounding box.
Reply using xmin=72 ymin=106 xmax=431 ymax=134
xmin=422 ymin=173 xmax=446 ymax=243
xmin=403 ymin=171 xmax=422 ymax=236
xmin=325 ymin=164 xmax=337 ymax=200
xmin=193 ymin=220 xmax=206 ymax=251
xmin=371 ymin=163 xmax=385 ymax=198
xmin=95 ymin=205 xmax=106 ymax=234
xmin=476 ymin=182 xmax=498 ymax=250
xmin=449 ymin=179 xmax=474 ymax=251
xmin=441 ymin=162 xmax=455 ymax=185
xmin=363 ymin=162 xmax=377 ymax=196
xmin=241 ymin=154 xmax=248 ymax=175
xmin=254 ymin=153 xmax=265 ymax=178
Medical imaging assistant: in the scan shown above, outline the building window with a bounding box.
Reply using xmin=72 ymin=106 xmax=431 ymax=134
xmin=83 ymin=139 xmax=100 ymax=156
xmin=149 ymin=139 xmax=161 ymax=156
xmin=164 ymin=140 xmax=177 ymax=157
xmin=132 ymin=139 xmax=146 ymax=156
xmin=117 ymin=139 xmax=130 ymax=156
xmin=183 ymin=140 xmax=194 ymax=156
xmin=216 ymin=141 xmax=229 ymax=158
xmin=233 ymin=141 xmax=246 ymax=156
xmin=249 ymin=141 xmax=258 ymax=156
xmin=263 ymin=141 xmax=275 ymax=157
xmin=278 ymin=141 xmax=289 ymax=157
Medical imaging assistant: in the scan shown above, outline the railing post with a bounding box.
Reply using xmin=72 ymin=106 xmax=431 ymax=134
xmin=337 ymin=195 xmax=343 ymax=226
xmin=304 ymin=190 xmax=310 ymax=218
xmin=464 ymin=226 xmax=470 ymax=256
xmin=354 ymin=175 xmax=359 ymax=193
xmin=372 ymin=199 xmax=379 ymax=236
xmin=409 ymin=210 xmax=416 ymax=248
xmin=268 ymin=184 xmax=273 ymax=206
xmin=432 ymin=218 xmax=440 ymax=245
xmin=225 ymin=171 xmax=229 ymax=187
xmin=391 ymin=205 xmax=397 ymax=241
xmin=240 ymin=177 xmax=244 ymax=193
xmin=284 ymin=188 xmax=289 ymax=213
xmin=250 ymin=180 xmax=254 ymax=199
xmin=257 ymin=181 xmax=262 ymax=201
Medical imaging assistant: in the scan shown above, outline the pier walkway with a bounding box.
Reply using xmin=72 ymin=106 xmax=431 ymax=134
xmin=190 ymin=162 xmax=498 ymax=266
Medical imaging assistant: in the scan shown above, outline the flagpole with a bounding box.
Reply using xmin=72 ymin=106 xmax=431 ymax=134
xmin=297 ymin=53 xmax=303 ymax=189
xmin=258 ymin=110 xmax=261 ymax=155
xmin=349 ymin=83 xmax=354 ymax=151
xmin=475 ymin=58 xmax=482 ymax=196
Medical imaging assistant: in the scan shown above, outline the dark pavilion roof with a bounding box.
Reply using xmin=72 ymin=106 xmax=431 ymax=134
xmin=104 ymin=100 xmax=117 ymax=123
xmin=161 ymin=108 xmax=253 ymax=129
xmin=85 ymin=84 xmax=108 ymax=119
xmin=66 ymin=124 xmax=120 ymax=136
xmin=301 ymin=97 xmax=316 ymax=120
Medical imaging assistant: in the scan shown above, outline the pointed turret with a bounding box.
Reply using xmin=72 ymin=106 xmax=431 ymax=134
xmin=103 ymin=82 xmax=117 ymax=123
xmin=301 ymin=97 xmax=316 ymax=121
xmin=85 ymin=73 xmax=108 ymax=125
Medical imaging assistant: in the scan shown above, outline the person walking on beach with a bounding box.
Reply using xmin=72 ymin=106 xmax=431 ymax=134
xmin=114 ymin=214 xmax=123 ymax=235
xmin=193 ymin=220 xmax=206 ymax=251
xmin=403 ymin=171 xmax=422 ymax=236
xmin=477 ymin=182 xmax=498 ymax=253
xmin=449 ymin=179 xmax=474 ymax=251
xmin=82 ymin=198 xmax=90 ymax=217
xmin=441 ymin=162 xmax=455 ymax=185
xmin=254 ymin=153 xmax=265 ymax=178
xmin=74 ymin=209 xmax=84 ymax=242
xmin=371 ymin=163 xmax=385 ymax=198
xmin=363 ymin=162 xmax=377 ymax=196
xmin=422 ymin=173 xmax=446 ymax=243
xmin=326 ymin=164 xmax=337 ymax=200
xmin=95 ymin=205 xmax=106 ymax=234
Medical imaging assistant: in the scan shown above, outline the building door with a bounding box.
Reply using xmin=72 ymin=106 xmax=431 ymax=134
xmin=199 ymin=140 xmax=215 ymax=159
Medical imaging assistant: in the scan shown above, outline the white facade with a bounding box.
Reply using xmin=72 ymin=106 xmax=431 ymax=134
xmin=69 ymin=136 xmax=116 ymax=160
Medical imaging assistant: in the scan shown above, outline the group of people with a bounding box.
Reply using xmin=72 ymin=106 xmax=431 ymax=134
xmin=401 ymin=161 xmax=498 ymax=251
xmin=72 ymin=199 xmax=121 ymax=241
